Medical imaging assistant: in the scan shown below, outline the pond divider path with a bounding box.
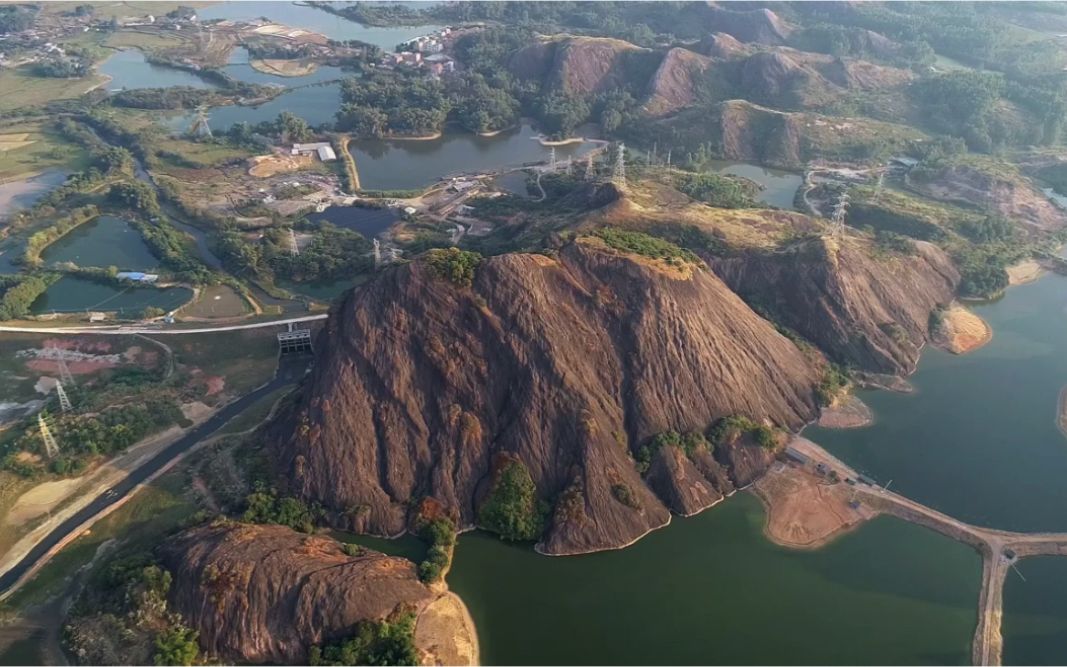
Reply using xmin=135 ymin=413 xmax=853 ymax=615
xmin=789 ymin=437 xmax=1067 ymax=666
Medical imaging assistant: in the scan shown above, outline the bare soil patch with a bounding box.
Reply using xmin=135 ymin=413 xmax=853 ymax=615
xmin=1007 ymin=259 xmax=1045 ymax=286
xmin=752 ymin=464 xmax=875 ymax=549
xmin=248 ymin=153 xmax=315 ymax=178
xmin=416 ymin=592 xmax=479 ymax=667
xmin=5 ymin=478 xmax=87 ymax=527
xmin=932 ymin=303 xmax=992 ymax=355
xmin=818 ymin=394 xmax=873 ymax=428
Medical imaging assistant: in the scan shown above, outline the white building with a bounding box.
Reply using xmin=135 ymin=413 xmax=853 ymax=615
xmin=317 ymin=145 xmax=337 ymax=161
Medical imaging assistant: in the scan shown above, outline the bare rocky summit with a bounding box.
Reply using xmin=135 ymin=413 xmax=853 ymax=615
xmin=266 ymin=241 xmax=821 ymax=555
xmin=160 ymin=523 xmax=433 ymax=665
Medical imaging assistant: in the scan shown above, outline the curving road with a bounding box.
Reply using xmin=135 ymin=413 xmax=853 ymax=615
xmin=0 ymin=314 xmax=327 ymax=335
xmin=0 ymin=354 xmax=310 ymax=600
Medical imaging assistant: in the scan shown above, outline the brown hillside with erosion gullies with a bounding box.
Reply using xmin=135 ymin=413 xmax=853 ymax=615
xmin=740 ymin=51 xmax=836 ymax=109
xmin=909 ymin=164 xmax=1067 ymax=234
xmin=160 ymin=523 xmax=433 ymax=665
xmin=266 ymin=242 xmax=821 ymax=555
xmin=644 ymin=48 xmax=712 ymax=117
xmin=703 ymin=4 xmax=795 ymax=45
xmin=508 ymin=36 xmax=651 ymax=97
xmin=710 ymin=238 xmax=959 ymax=374
xmin=701 ymin=32 xmax=748 ymax=59
xmin=645 ymin=100 xmax=926 ymax=170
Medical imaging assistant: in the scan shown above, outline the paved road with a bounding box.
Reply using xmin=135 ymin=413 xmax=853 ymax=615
xmin=0 ymin=314 xmax=327 ymax=335
xmin=0 ymin=353 xmax=310 ymax=598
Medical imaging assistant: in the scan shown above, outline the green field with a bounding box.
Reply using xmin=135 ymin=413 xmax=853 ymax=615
xmin=0 ymin=68 xmax=108 ymax=113
xmin=0 ymin=121 xmax=92 ymax=180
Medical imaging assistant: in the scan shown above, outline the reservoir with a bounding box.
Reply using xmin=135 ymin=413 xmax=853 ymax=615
xmin=704 ymin=160 xmax=803 ymax=210
xmin=39 ymin=216 xmax=158 ymax=270
xmin=29 ymin=276 xmax=192 ymax=316
xmin=223 ymin=47 xmax=350 ymax=87
xmin=804 ymin=271 xmax=1067 ymax=533
xmin=447 ymin=493 xmax=980 ymax=665
xmin=163 ymin=83 xmax=343 ymax=132
xmin=307 ymin=205 xmax=398 ymax=237
xmin=99 ymin=50 xmax=220 ymax=91
xmin=349 ymin=125 xmax=596 ymax=191
xmin=196 ymin=1 xmax=447 ymax=49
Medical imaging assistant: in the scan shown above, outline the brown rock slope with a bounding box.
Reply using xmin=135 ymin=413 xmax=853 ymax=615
xmin=160 ymin=523 xmax=433 ymax=665
xmin=508 ymin=36 xmax=650 ymax=97
xmin=267 ymin=242 xmax=821 ymax=555
xmin=703 ymin=5 xmax=796 ymax=45
xmin=644 ymin=47 xmax=712 ymax=117
xmin=711 ymin=238 xmax=959 ymax=374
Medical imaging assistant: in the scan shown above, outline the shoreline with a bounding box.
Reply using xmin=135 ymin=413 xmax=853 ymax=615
xmin=932 ymin=303 xmax=993 ymax=355
xmin=386 ymin=132 xmax=443 ymax=141
xmin=448 ymin=590 xmax=480 ymax=667
xmin=535 ymin=135 xmax=586 ymax=146
xmin=1057 ymin=385 xmax=1067 ymax=440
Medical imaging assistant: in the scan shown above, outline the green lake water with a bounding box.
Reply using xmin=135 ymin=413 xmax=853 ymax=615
xmin=805 ymin=272 xmax=1067 ymax=533
xmin=705 ymin=160 xmax=803 ymax=210
xmin=29 ymin=276 xmax=192 ymax=316
xmin=99 ymin=49 xmax=221 ymax=91
xmin=39 ymin=216 xmax=158 ymax=270
xmin=349 ymin=125 xmax=595 ymax=191
xmin=447 ymin=493 xmax=980 ymax=666
xmin=1003 ymin=556 xmax=1067 ymax=665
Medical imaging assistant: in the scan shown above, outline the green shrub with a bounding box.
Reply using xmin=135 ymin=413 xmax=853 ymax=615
xmin=815 ymin=364 xmax=849 ymax=407
xmin=342 ymin=543 xmax=361 ymax=557
xmin=611 ymin=483 xmax=642 ymax=509
xmin=478 ymin=458 xmax=547 ymax=541
xmin=592 ymin=228 xmax=699 ymax=263
xmin=424 ymin=248 xmax=483 ymax=287
xmin=309 ymin=610 xmax=418 ymax=666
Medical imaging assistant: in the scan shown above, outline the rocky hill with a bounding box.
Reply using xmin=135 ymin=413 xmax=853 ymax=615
xmin=909 ymin=163 xmax=1067 ymax=234
xmin=644 ymin=47 xmax=712 ymax=116
xmin=160 ymin=522 xmax=434 ymax=665
xmin=711 ymin=237 xmax=959 ymax=374
xmin=644 ymin=99 xmax=926 ymax=169
xmin=266 ymin=241 xmax=821 ymax=555
xmin=508 ymin=36 xmax=652 ymax=97
xmin=703 ymin=5 xmax=796 ymax=45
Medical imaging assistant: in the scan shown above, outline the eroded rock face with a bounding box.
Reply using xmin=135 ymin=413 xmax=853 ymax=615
xmin=160 ymin=523 xmax=432 ymax=665
xmin=711 ymin=238 xmax=959 ymax=374
xmin=267 ymin=242 xmax=820 ymax=555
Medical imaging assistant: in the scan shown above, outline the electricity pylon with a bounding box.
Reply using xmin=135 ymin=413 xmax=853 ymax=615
xmin=38 ymin=413 xmax=60 ymax=459
xmin=55 ymin=381 xmax=72 ymax=413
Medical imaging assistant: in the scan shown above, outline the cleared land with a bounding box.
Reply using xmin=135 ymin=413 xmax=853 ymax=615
xmin=817 ymin=394 xmax=873 ymax=429
xmin=180 ymin=285 xmax=250 ymax=320
xmin=753 ymin=462 xmax=875 ymax=549
xmin=249 ymin=59 xmax=319 ymax=77
xmin=1007 ymin=259 xmax=1045 ymax=286
xmin=932 ymin=304 xmax=992 ymax=355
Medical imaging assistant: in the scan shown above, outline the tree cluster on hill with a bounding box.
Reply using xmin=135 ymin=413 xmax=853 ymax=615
xmin=0 ymin=274 xmax=58 ymax=321
xmin=243 ymin=41 xmax=316 ymax=60
xmin=66 ymin=553 xmax=198 ymax=667
xmin=242 ymin=483 xmax=323 ymax=534
xmin=217 ymin=221 xmax=373 ymax=285
xmin=111 ymin=87 xmax=223 ymax=110
xmin=336 ymin=74 xmax=449 ymax=138
xmin=0 ymin=5 xmax=36 ymax=33
xmin=671 ymin=172 xmax=753 ymax=209
xmin=478 ymin=456 xmax=548 ymax=541
xmin=308 ymin=608 xmax=419 ymax=667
